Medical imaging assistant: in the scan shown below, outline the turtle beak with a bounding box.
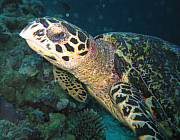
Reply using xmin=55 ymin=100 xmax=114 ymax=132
xmin=19 ymin=20 xmax=45 ymax=40
xmin=19 ymin=21 xmax=48 ymax=56
xmin=19 ymin=22 xmax=34 ymax=39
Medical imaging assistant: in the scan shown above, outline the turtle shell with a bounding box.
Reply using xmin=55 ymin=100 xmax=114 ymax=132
xmin=95 ymin=32 xmax=180 ymax=138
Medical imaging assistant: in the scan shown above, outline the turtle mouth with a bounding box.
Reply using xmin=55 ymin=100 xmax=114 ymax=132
xmin=25 ymin=39 xmax=61 ymax=61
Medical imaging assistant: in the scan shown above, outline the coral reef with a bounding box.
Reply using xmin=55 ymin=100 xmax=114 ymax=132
xmin=34 ymin=91 xmax=76 ymax=114
xmin=0 ymin=120 xmax=40 ymax=140
xmin=0 ymin=41 xmax=70 ymax=107
xmin=0 ymin=27 xmax=86 ymax=139
xmin=71 ymin=109 xmax=105 ymax=140
xmin=0 ymin=0 xmax=44 ymax=51
xmin=0 ymin=0 xmax=42 ymax=17
xmin=37 ymin=113 xmax=74 ymax=139
xmin=0 ymin=43 xmax=88 ymax=139
xmin=0 ymin=1 xmax=75 ymax=139
xmin=25 ymin=108 xmax=45 ymax=125
xmin=18 ymin=108 xmax=75 ymax=139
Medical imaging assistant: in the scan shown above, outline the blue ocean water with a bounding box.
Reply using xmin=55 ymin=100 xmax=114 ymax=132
xmin=41 ymin=0 xmax=180 ymax=45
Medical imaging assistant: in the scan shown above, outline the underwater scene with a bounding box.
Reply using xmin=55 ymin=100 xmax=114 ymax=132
xmin=0 ymin=0 xmax=179 ymax=140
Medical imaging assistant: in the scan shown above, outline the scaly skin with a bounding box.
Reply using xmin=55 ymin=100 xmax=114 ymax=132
xmin=69 ymin=37 xmax=127 ymax=123
xmin=70 ymin=37 xmax=119 ymax=91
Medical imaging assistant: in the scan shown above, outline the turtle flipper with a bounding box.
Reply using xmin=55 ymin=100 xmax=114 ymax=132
xmin=110 ymin=82 xmax=168 ymax=140
xmin=53 ymin=65 xmax=87 ymax=102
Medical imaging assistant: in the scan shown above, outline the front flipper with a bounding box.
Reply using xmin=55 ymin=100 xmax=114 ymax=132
xmin=53 ymin=65 xmax=87 ymax=102
xmin=110 ymin=82 xmax=168 ymax=140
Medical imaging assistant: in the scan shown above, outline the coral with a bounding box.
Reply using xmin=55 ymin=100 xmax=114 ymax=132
xmin=0 ymin=43 xmax=55 ymax=106
xmin=1 ymin=70 xmax=28 ymax=104
xmin=0 ymin=41 xmax=73 ymax=108
xmin=65 ymin=134 xmax=76 ymax=140
xmin=16 ymin=106 xmax=75 ymax=139
xmin=34 ymin=92 xmax=61 ymax=111
xmin=41 ymin=113 xmax=64 ymax=139
xmin=20 ymin=0 xmax=44 ymax=17
xmin=0 ymin=0 xmax=44 ymax=17
xmin=0 ymin=46 xmax=42 ymax=105
xmin=18 ymin=54 xmax=43 ymax=77
xmin=37 ymin=113 xmax=74 ymax=139
xmin=0 ymin=0 xmax=44 ymax=51
xmin=71 ymin=109 xmax=105 ymax=140
xmin=0 ymin=0 xmax=23 ymax=16
xmin=0 ymin=1 xmax=102 ymax=139
xmin=0 ymin=48 xmax=104 ymax=139
xmin=34 ymin=91 xmax=76 ymax=114
xmin=0 ymin=103 xmax=76 ymax=140
xmin=25 ymin=108 xmax=45 ymax=125
xmin=0 ymin=120 xmax=40 ymax=140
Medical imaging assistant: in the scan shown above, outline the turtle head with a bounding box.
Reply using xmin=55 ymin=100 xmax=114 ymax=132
xmin=19 ymin=17 xmax=91 ymax=70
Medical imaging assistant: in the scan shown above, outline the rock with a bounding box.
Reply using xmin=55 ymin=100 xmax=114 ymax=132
xmin=0 ymin=97 xmax=19 ymax=122
xmin=57 ymin=99 xmax=69 ymax=111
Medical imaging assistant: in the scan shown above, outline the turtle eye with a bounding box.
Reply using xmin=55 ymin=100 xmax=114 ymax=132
xmin=47 ymin=26 xmax=70 ymax=43
xmin=51 ymin=32 xmax=66 ymax=41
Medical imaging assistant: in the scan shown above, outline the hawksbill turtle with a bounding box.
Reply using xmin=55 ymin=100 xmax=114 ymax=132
xmin=19 ymin=17 xmax=180 ymax=140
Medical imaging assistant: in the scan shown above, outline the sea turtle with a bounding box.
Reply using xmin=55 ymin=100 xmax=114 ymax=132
xmin=19 ymin=17 xmax=180 ymax=140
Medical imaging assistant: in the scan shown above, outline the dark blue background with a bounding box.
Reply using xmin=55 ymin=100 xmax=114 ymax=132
xmin=41 ymin=0 xmax=180 ymax=45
